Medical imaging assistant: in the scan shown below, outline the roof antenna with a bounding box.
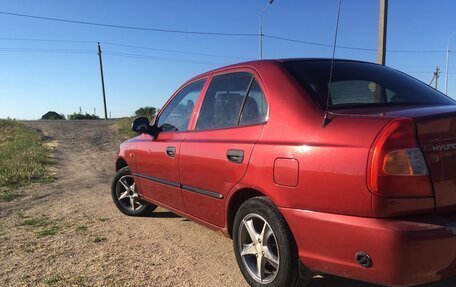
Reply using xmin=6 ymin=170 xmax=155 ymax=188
xmin=322 ymin=0 xmax=342 ymax=128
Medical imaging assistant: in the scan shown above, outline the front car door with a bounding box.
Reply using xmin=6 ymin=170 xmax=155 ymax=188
xmin=134 ymin=79 xmax=207 ymax=211
xmin=179 ymin=71 xmax=268 ymax=227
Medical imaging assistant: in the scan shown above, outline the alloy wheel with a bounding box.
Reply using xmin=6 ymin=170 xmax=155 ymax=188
xmin=115 ymin=175 xmax=142 ymax=211
xmin=237 ymin=213 xmax=280 ymax=284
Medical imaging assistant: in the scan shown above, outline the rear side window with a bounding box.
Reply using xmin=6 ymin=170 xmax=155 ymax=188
xmin=158 ymin=80 xmax=205 ymax=132
xmin=196 ymin=73 xmax=251 ymax=130
xmin=196 ymin=73 xmax=267 ymax=130
xmin=239 ymin=79 xmax=267 ymax=125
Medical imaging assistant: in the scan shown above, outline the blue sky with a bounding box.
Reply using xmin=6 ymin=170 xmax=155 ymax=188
xmin=1 ymin=0 xmax=455 ymax=119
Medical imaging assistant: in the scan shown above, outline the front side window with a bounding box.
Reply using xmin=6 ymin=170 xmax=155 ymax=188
xmin=196 ymin=73 xmax=252 ymax=130
xmin=157 ymin=80 xmax=205 ymax=132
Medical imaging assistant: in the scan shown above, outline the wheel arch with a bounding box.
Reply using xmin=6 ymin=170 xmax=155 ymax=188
xmin=116 ymin=157 xmax=128 ymax=171
xmin=226 ymin=188 xmax=268 ymax=238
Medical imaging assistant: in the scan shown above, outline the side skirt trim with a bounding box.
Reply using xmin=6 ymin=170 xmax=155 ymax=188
xmin=133 ymin=173 xmax=224 ymax=199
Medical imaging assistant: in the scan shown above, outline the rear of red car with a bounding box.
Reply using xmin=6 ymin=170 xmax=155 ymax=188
xmin=364 ymin=107 xmax=456 ymax=285
xmin=279 ymin=60 xmax=456 ymax=286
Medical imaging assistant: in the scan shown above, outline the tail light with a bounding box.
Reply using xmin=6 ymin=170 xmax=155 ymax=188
xmin=368 ymin=119 xmax=433 ymax=197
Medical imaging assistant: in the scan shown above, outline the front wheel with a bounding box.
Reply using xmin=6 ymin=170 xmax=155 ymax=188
xmin=233 ymin=197 xmax=310 ymax=287
xmin=111 ymin=166 xmax=156 ymax=216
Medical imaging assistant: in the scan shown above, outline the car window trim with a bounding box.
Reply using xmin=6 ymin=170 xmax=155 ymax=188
xmin=235 ymin=76 xmax=255 ymax=125
xmin=186 ymin=121 xmax=267 ymax=133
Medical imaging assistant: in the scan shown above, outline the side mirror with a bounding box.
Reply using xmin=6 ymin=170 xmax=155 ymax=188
xmin=131 ymin=117 xmax=150 ymax=134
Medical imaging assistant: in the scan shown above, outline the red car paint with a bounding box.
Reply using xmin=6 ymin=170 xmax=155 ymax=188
xmin=116 ymin=59 xmax=456 ymax=286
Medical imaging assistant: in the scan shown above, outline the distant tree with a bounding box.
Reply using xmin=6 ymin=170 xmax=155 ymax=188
xmin=67 ymin=113 xmax=100 ymax=120
xmin=41 ymin=111 xmax=65 ymax=120
xmin=135 ymin=106 xmax=157 ymax=120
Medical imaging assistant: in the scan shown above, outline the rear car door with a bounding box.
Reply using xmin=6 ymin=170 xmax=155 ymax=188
xmin=179 ymin=71 xmax=268 ymax=227
xmin=134 ymin=79 xmax=206 ymax=211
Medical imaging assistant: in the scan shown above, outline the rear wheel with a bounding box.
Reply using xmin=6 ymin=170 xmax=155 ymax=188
xmin=111 ymin=167 xmax=156 ymax=216
xmin=233 ymin=197 xmax=311 ymax=287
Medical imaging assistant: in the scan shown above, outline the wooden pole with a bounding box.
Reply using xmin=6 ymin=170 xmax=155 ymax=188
xmin=97 ymin=42 xmax=108 ymax=120
xmin=378 ymin=0 xmax=388 ymax=65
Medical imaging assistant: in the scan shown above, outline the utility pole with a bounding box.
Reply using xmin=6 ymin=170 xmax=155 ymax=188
xmin=377 ymin=0 xmax=388 ymax=65
xmin=430 ymin=66 xmax=440 ymax=89
xmin=97 ymin=42 xmax=108 ymax=120
xmin=435 ymin=66 xmax=440 ymax=89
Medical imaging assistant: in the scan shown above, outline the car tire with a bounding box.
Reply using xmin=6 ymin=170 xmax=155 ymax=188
xmin=111 ymin=166 xmax=156 ymax=216
xmin=233 ymin=196 xmax=311 ymax=287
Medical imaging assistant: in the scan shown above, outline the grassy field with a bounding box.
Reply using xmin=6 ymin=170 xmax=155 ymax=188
xmin=112 ymin=117 xmax=137 ymax=140
xmin=0 ymin=120 xmax=52 ymax=201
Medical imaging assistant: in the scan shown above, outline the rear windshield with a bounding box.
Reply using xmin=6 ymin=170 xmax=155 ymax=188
xmin=283 ymin=60 xmax=456 ymax=109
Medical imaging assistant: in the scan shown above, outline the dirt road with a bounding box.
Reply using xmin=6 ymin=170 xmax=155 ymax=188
xmin=0 ymin=120 xmax=454 ymax=287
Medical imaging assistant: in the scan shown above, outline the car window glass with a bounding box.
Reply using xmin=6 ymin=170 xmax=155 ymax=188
xmin=157 ymin=80 xmax=205 ymax=132
xmin=239 ymin=79 xmax=267 ymax=125
xmin=283 ymin=61 xmax=455 ymax=109
xmin=329 ymin=80 xmax=395 ymax=105
xmin=196 ymin=73 xmax=252 ymax=130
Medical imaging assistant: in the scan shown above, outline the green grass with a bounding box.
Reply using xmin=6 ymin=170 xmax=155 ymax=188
xmin=0 ymin=120 xmax=53 ymax=201
xmin=35 ymin=226 xmax=59 ymax=238
xmin=1 ymin=190 xmax=17 ymax=201
xmin=113 ymin=117 xmax=137 ymax=140
xmin=19 ymin=217 xmax=50 ymax=227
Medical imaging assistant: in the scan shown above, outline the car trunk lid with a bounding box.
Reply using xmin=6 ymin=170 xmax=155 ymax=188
xmin=415 ymin=111 xmax=456 ymax=213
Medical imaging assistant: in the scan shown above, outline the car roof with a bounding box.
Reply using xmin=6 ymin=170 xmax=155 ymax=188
xmin=187 ymin=58 xmax=379 ymax=82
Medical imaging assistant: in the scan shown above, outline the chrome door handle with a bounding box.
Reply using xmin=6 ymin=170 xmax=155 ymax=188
xmin=166 ymin=146 xmax=176 ymax=157
xmin=227 ymin=149 xmax=244 ymax=163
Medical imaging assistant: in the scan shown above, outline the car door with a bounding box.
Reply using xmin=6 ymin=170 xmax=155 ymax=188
xmin=179 ymin=71 xmax=268 ymax=227
xmin=134 ymin=79 xmax=207 ymax=211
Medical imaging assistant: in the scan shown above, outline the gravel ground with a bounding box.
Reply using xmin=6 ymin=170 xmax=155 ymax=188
xmin=0 ymin=120 xmax=454 ymax=287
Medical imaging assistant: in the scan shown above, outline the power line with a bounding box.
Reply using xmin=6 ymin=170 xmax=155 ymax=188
xmin=0 ymin=37 xmax=251 ymax=60
xmin=264 ymin=34 xmax=340 ymax=49
xmin=0 ymin=47 xmax=93 ymax=54
xmin=387 ymin=48 xmax=447 ymax=54
xmin=0 ymin=36 xmax=95 ymax=44
xmin=408 ymin=71 xmax=456 ymax=75
xmin=264 ymin=34 xmax=447 ymax=54
xmin=0 ymin=11 xmax=257 ymax=37
xmin=1 ymin=46 xmax=455 ymax=68
xmin=1 ymin=34 xmax=450 ymax=57
xmin=0 ymin=46 xmax=225 ymax=65
xmin=103 ymin=51 xmax=225 ymax=65
xmin=102 ymin=42 xmax=250 ymax=60
xmin=0 ymin=11 xmax=450 ymax=54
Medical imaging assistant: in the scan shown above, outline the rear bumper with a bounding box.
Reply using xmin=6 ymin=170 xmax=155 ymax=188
xmin=280 ymin=207 xmax=456 ymax=286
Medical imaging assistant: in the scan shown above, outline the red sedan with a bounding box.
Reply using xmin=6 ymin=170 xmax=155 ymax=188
xmin=112 ymin=59 xmax=456 ymax=287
